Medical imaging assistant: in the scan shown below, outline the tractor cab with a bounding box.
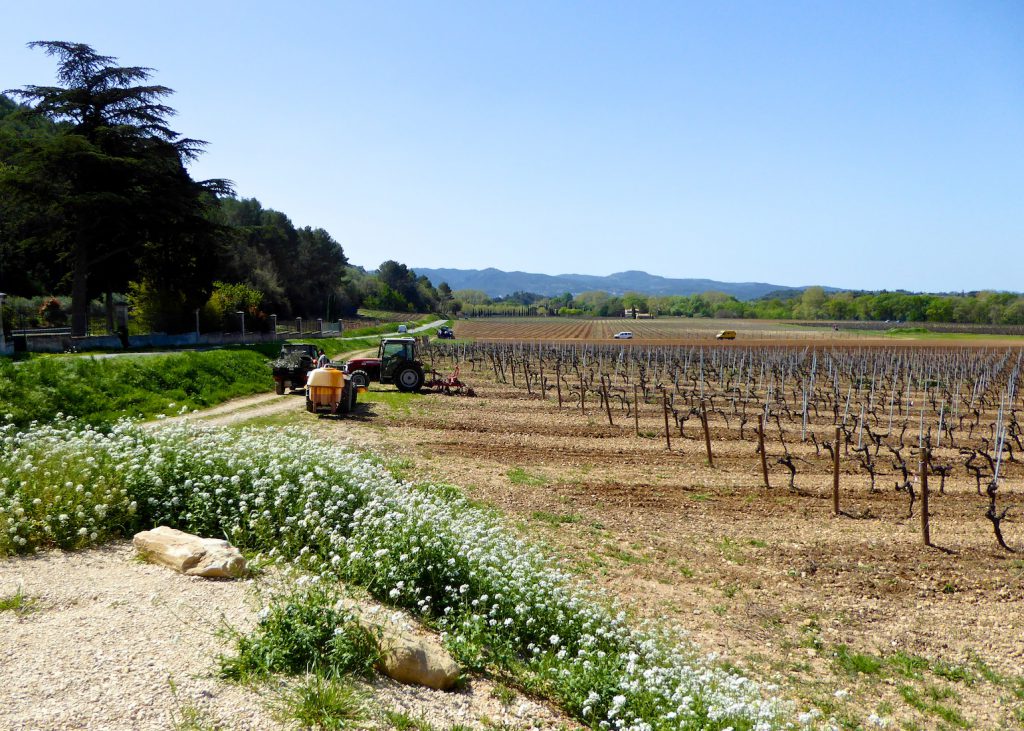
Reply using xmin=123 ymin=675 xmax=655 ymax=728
xmin=379 ymin=337 xmax=417 ymax=382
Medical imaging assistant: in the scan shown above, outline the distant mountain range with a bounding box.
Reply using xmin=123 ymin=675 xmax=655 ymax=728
xmin=412 ymin=267 xmax=831 ymax=301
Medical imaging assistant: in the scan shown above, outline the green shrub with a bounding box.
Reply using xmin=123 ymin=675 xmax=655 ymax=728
xmin=220 ymin=584 xmax=379 ymax=681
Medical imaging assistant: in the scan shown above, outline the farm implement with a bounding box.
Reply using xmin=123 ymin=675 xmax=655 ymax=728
xmin=423 ymin=365 xmax=476 ymax=396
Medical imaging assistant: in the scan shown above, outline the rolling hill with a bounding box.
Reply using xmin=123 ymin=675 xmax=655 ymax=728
xmin=412 ymin=267 xmax=820 ymax=301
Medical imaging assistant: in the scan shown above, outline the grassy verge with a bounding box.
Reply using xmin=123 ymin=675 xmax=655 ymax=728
xmin=0 ymin=421 xmax=785 ymax=730
xmin=0 ymin=333 xmax=402 ymax=430
xmin=0 ymin=350 xmax=273 ymax=429
xmin=339 ymin=315 xmax=439 ymax=339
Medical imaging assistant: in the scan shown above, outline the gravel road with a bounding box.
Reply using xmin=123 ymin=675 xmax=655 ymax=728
xmin=1 ymin=543 xmax=571 ymax=731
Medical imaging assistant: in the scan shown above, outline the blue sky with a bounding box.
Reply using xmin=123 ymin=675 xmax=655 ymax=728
xmin=2 ymin=1 xmax=1021 ymax=292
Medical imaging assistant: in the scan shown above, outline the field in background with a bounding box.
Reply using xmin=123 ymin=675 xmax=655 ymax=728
xmin=452 ymin=316 xmax=1024 ymax=346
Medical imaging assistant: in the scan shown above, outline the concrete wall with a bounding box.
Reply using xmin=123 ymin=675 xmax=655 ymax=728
xmin=16 ymin=329 xmax=337 ymax=354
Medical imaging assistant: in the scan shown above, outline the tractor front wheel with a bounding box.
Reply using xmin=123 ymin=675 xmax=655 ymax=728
xmin=395 ymin=366 xmax=424 ymax=393
xmin=349 ymin=370 xmax=370 ymax=390
xmin=275 ymin=379 xmax=286 ymax=395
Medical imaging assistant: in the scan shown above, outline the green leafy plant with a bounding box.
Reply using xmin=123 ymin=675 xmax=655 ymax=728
xmin=220 ymin=585 xmax=379 ymax=682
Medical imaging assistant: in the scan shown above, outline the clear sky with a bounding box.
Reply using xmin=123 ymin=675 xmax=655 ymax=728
xmin=2 ymin=1 xmax=1021 ymax=292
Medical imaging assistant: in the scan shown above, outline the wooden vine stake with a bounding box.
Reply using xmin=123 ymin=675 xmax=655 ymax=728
xmin=633 ymin=383 xmax=640 ymax=436
xmin=662 ymin=389 xmax=672 ymax=450
xmin=832 ymin=426 xmax=841 ymax=516
xmin=758 ymin=414 xmax=770 ymax=488
xmin=920 ymin=447 xmax=931 ymax=546
xmin=556 ymin=364 xmax=562 ymax=409
xmin=700 ymin=401 xmax=714 ymax=467
xmin=602 ymin=380 xmax=614 ymax=426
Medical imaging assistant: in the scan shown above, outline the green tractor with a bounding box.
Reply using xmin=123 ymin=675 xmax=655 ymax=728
xmin=343 ymin=337 xmax=426 ymax=392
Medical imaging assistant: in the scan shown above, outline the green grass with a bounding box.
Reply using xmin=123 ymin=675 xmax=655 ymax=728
xmin=898 ymin=685 xmax=971 ymax=728
xmin=490 ymin=682 xmax=516 ymax=707
xmin=383 ymin=710 xmax=438 ymax=731
xmin=530 ymin=510 xmax=582 ymax=525
xmin=857 ymin=328 xmax=1024 ymax=342
xmin=273 ymin=675 xmax=367 ymax=731
xmin=0 ymin=587 xmax=36 ymax=615
xmin=0 ymin=350 xmax=274 ymax=428
xmin=358 ymin=389 xmax=423 ymax=415
xmin=603 ymin=544 xmax=650 ymax=564
xmin=384 ymin=457 xmax=417 ymax=481
xmin=507 ymin=468 xmax=548 ymax=486
xmin=316 ymin=336 xmax=384 ymax=359
xmin=932 ymin=659 xmax=975 ymax=685
xmin=887 ymin=651 xmax=929 ymax=680
xmin=225 ymin=410 xmax=305 ymax=430
xmin=716 ymin=536 xmax=747 ymax=564
xmin=833 ymin=644 xmax=884 ymax=675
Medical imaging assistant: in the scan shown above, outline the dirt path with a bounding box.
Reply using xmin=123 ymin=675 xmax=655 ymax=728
xmin=145 ymin=392 xmax=304 ymax=429
xmin=0 ymin=543 xmax=278 ymax=731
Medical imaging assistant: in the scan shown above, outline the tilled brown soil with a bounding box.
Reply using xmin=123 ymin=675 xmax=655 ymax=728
xmin=324 ymin=376 xmax=1024 ymax=730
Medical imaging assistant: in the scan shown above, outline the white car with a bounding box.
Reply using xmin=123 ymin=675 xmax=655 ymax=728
xmin=613 ymin=331 xmax=633 ymax=339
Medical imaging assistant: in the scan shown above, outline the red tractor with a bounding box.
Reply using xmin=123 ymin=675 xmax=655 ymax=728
xmin=343 ymin=337 xmax=425 ymax=392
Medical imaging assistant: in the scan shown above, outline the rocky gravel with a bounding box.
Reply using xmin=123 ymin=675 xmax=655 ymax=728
xmin=0 ymin=542 xmax=573 ymax=731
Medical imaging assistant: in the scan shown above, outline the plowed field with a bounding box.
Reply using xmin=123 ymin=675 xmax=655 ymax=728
xmin=315 ymin=364 xmax=1024 ymax=730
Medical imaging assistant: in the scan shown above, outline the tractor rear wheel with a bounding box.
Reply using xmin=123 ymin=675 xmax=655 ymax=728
xmin=395 ymin=366 xmax=424 ymax=393
xmin=275 ymin=380 xmax=286 ymax=395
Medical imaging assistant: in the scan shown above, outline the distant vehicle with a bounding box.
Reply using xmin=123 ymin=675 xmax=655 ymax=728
xmin=437 ymin=326 xmax=454 ymax=339
xmin=397 ymin=324 xmax=408 ymax=333
xmin=716 ymin=330 xmax=737 ymax=340
xmin=613 ymin=331 xmax=633 ymax=339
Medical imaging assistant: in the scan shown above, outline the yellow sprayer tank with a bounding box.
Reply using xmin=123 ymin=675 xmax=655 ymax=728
xmin=306 ymin=367 xmax=346 ymax=409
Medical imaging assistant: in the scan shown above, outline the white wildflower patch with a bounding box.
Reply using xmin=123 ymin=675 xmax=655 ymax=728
xmin=0 ymin=419 xmax=795 ymax=729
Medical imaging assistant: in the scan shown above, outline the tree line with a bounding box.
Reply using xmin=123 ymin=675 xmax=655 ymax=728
xmin=452 ymin=286 xmax=1024 ymax=325
xmin=0 ymin=42 xmax=445 ymax=337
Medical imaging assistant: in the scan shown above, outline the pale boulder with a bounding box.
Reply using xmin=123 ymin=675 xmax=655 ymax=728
xmin=378 ymin=630 xmax=460 ymax=690
xmin=338 ymin=598 xmax=459 ymax=690
xmin=133 ymin=526 xmax=247 ymax=578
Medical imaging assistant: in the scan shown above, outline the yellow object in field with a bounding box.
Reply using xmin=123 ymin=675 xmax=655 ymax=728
xmin=716 ymin=330 xmax=737 ymax=340
xmin=307 ymin=368 xmax=346 ymax=407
